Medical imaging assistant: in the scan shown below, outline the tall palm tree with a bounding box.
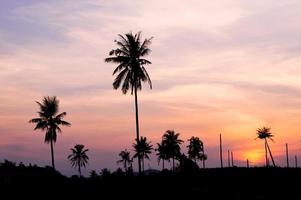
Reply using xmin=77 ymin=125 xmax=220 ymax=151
xmin=256 ymin=127 xmax=276 ymax=167
xmin=156 ymin=141 xmax=169 ymax=170
xmin=162 ymin=130 xmax=183 ymax=171
xmin=133 ymin=136 xmax=153 ymax=172
xmin=117 ymin=149 xmax=133 ymax=172
xmin=187 ymin=136 xmax=204 ymax=165
xmin=29 ymin=96 xmax=70 ymax=169
xmin=105 ymin=32 xmax=153 ymax=174
xmin=68 ymin=144 xmax=89 ymax=177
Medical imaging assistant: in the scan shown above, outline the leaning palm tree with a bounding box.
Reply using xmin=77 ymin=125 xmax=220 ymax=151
xmin=187 ymin=136 xmax=204 ymax=165
xmin=162 ymin=130 xmax=183 ymax=171
xmin=156 ymin=141 xmax=169 ymax=170
xmin=105 ymin=32 xmax=153 ymax=174
xmin=117 ymin=149 xmax=133 ymax=172
xmin=256 ymin=127 xmax=276 ymax=167
xmin=29 ymin=96 xmax=70 ymax=169
xmin=133 ymin=136 xmax=153 ymax=172
xmin=68 ymin=144 xmax=89 ymax=177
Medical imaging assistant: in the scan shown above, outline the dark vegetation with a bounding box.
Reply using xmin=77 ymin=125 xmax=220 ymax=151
xmin=1 ymin=160 xmax=301 ymax=199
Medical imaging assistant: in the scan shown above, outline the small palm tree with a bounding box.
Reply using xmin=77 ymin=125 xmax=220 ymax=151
xmin=187 ymin=136 xmax=204 ymax=165
xmin=200 ymin=153 xmax=208 ymax=168
xmin=117 ymin=149 xmax=133 ymax=172
xmin=133 ymin=136 xmax=153 ymax=172
xmin=156 ymin=141 xmax=169 ymax=170
xmin=105 ymin=32 xmax=153 ymax=174
xmin=29 ymin=96 xmax=70 ymax=169
xmin=68 ymin=144 xmax=89 ymax=176
xmin=162 ymin=130 xmax=183 ymax=171
xmin=256 ymin=127 xmax=276 ymax=167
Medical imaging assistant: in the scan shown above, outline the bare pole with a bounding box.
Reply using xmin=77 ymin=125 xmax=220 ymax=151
xmin=227 ymin=150 xmax=230 ymax=167
xmin=295 ymin=155 xmax=298 ymax=168
xmin=286 ymin=143 xmax=289 ymax=168
xmin=231 ymin=151 xmax=234 ymax=167
xmin=247 ymin=159 xmax=249 ymax=168
xmin=220 ymin=133 xmax=223 ymax=168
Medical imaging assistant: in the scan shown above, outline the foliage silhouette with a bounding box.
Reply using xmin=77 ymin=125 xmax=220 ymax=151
xmin=187 ymin=136 xmax=204 ymax=166
xmin=156 ymin=141 xmax=169 ymax=170
xmin=162 ymin=130 xmax=183 ymax=171
xmin=117 ymin=149 xmax=133 ymax=173
xmin=133 ymin=136 xmax=153 ymax=172
xmin=29 ymin=96 xmax=70 ymax=169
xmin=68 ymin=144 xmax=89 ymax=176
xmin=256 ymin=127 xmax=276 ymax=167
xmin=105 ymin=32 xmax=153 ymax=174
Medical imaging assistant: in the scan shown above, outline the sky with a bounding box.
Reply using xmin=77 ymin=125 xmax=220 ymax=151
xmin=1 ymin=0 xmax=301 ymax=176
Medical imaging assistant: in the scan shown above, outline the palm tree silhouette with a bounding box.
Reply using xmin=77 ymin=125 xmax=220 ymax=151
xmin=162 ymin=130 xmax=183 ymax=171
xmin=117 ymin=149 xmax=133 ymax=172
xmin=68 ymin=144 xmax=89 ymax=177
xmin=105 ymin=32 xmax=153 ymax=174
xmin=133 ymin=136 xmax=153 ymax=172
xmin=256 ymin=127 xmax=276 ymax=167
xmin=29 ymin=96 xmax=70 ymax=169
xmin=187 ymin=136 xmax=204 ymax=166
xmin=156 ymin=141 xmax=169 ymax=170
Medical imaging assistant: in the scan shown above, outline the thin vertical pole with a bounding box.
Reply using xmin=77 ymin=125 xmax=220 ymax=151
xmin=231 ymin=151 xmax=234 ymax=167
xmin=227 ymin=150 xmax=230 ymax=167
xmin=295 ymin=155 xmax=298 ymax=168
xmin=247 ymin=159 xmax=249 ymax=168
xmin=220 ymin=133 xmax=223 ymax=168
xmin=286 ymin=143 xmax=289 ymax=168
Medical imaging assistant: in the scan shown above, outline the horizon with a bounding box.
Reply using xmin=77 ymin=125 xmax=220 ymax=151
xmin=1 ymin=0 xmax=301 ymax=176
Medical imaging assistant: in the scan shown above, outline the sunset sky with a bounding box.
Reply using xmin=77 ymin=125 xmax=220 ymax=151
xmin=1 ymin=0 xmax=301 ymax=176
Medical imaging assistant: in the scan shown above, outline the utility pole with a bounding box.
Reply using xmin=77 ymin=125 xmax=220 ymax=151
xmin=286 ymin=143 xmax=289 ymax=168
xmin=227 ymin=150 xmax=230 ymax=167
xmin=220 ymin=133 xmax=223 ymax=168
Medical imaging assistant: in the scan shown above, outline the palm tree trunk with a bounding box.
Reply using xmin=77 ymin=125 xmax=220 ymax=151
xmin=172 ymin=157 xmax=175 ymax=171
xmin=162 ymin=159 xmax=164 ymax=170
xmin=50 ymin=138 xmax=55 ymax=170
xmin=220 ymin=133 xmax=223 ymax=168
xmin=265 ymin=139 xmax=268 ymax=167
xmin=203 ymin=159 xmax=205 ymax=168
xmin=125 ymin=161 xmax=128 ymax=172
xmin=78 ymin=160 xmax=81 ymax=177
xmin=142 ymin=158 xmax=144 ymax=172
xmin=266 ymin=141 xmax=276 ymax=167
xmin=134 ymin=85 xmax=142 ymax=174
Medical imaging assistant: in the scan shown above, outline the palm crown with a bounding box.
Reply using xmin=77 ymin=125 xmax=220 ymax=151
xmin=256 ymin=127 xmax=274 ymax=141
xmin=105 ymin=32 xmax=153 ymax=94
xmin=68 ymin=144 xmax=89 ymax=176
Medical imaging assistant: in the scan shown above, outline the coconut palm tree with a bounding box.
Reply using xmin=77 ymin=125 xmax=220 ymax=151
xmin=105 ymin=32 xmax=153 ymax=174
xmin=117 ymin=149 xmax=133 ymax=172
xmin=156 ymin=141 xmax=169 ymax=170
xmin=187 ymin=136 xmax=204 ymax=165
xmin=68 ymin=144 xmax=89 ymax=177
xmin=133 ymin=136 xmax=153 ymax=172
xmin=29 ymin=96 xmax=70 ymax=169
xmin=256 ymin=127 xmax=276 ymax=167
xmin=162 ymin=130 xmax=183 ymax=171
xmin=200 ymin=153 xmax=208 ymax=168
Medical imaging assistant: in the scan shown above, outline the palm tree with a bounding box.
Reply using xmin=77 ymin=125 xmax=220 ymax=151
xmin=29 ymin=96 xmax=70 ymax=169
xmin=187 ymin=136 xmax=204 ymax=165
xmin=133 ymin=136 xmax=153 ymax=172
xmin=156 ymin=141 xmax=169 ymax=170
xmin=162 ymin=130 xmax=183 ymax=171
xmin=117 ymin=149 xmax=133 ymax=172
xmin=105 ymin=32 xmax=153 ymax=174
xmin=200 ymin=153 xmax=208 ymax=168
xmin=256 ymin=127 xmax=276 ymax=167
xmin=68 ymin=144 xmax=89 ymax=176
